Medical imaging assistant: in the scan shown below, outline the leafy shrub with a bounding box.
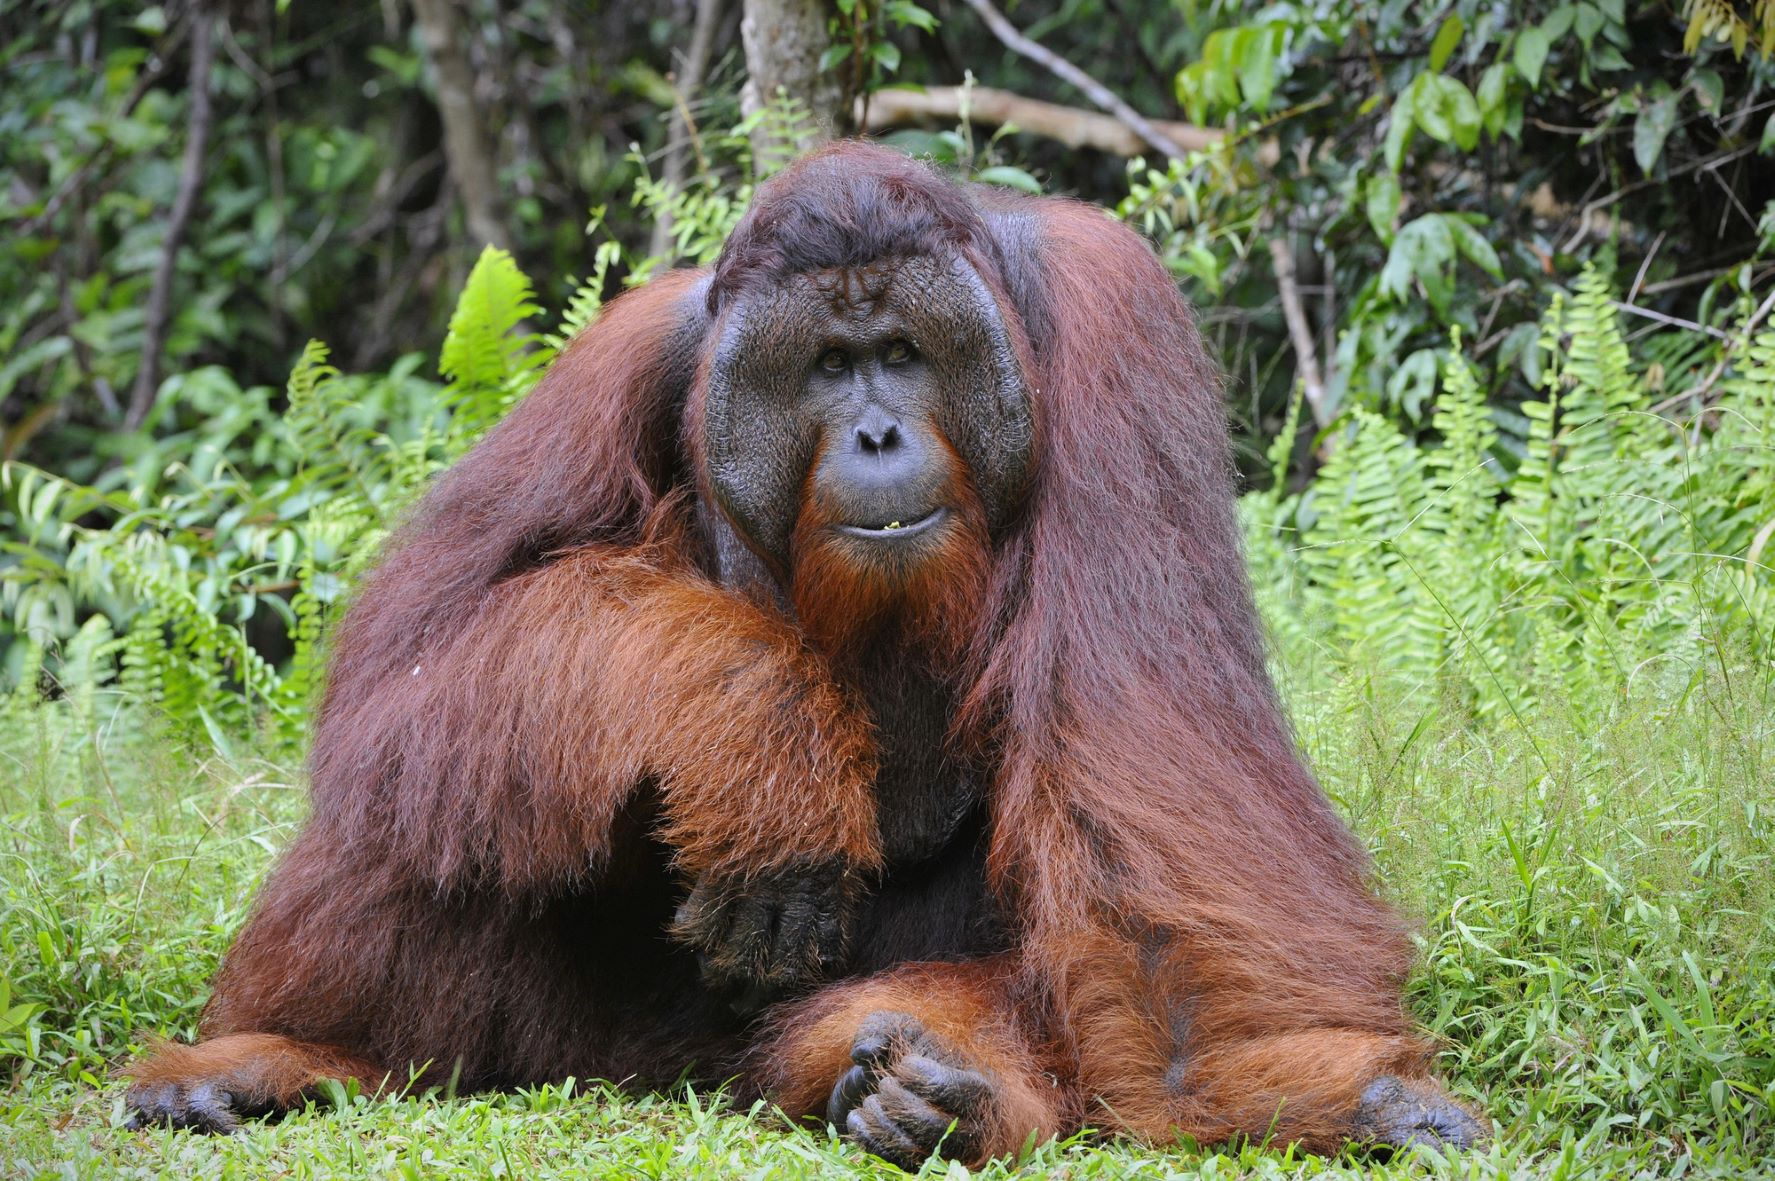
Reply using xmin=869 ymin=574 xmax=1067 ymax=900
xmin=1123 ymin=0 xmax=1775 ymax=468
xmin=1250 ymin=266 xmax=1773 ymax=718
xmin=0 ymin=134 xmax=767 ymax=745
xmin=2 ymin=246 xmax=540 ymax=746
xmin=6 ymin=249 xmax=1770 ymax=751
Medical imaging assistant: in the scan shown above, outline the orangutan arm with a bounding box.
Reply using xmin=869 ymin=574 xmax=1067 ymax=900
xmin=309 ymin=540 xmax=880 ymax=934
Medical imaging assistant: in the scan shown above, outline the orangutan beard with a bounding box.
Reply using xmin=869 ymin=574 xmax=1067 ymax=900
xmin=787 ymin=468 xmax=991 ymax=679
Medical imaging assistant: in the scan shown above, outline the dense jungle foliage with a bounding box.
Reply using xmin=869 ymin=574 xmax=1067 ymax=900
xmin=3 ymin=0 xmax=1775 ymax=1177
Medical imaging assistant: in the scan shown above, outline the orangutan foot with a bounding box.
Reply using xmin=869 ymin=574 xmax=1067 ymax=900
xmin=826 ymin=1011 xmax=997 ymax=1169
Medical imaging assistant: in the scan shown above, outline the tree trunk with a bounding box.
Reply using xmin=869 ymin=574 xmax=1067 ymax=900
xmin=739 ymin=0 xmax=842 ymax=171
xmin=127 ymin=5 xmax=217 ymax=430
xmin=411 ymin=0 xmax=511 ymax=252
xmin=650 ymin=0 xmax=727 ymax=257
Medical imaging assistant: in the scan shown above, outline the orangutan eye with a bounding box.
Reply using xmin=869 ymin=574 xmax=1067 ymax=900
xmin=883 ymin=339 xmax=914 ymax=364
xmin=819 ymin=348 xmax=849 ymax=373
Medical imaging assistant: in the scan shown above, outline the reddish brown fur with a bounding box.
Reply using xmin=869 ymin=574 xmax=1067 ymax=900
xmin=939 ymin=196 xmax=1432 ymax=1151
xmin=763 ymin=956 xmax=1074 ymax=1154
xmin=789 ymin=432 xmax=991 ymax=674
xmin=129 ymin=1035 xmax=390 ymax=1110
xmin=127 ymin=143 xmax=1465 ymax=1159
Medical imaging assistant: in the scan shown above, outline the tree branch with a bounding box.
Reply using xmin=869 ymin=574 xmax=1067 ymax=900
xmin=956 ymin=0 xmax=1187 ymax=159
xmin=1268 ymin=236 xmax=1331 ymax=429
xmin=126 ymin=8 xmax=217 ymax=430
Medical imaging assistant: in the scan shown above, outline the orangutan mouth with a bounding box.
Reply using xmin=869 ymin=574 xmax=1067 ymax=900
xmin=838 ymin=508 xmax=947 ymax=540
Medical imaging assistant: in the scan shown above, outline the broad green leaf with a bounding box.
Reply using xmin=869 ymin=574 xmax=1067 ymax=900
xmin=1413 ymin=74 xmax=1481 ymax=151
xmin=1478 ymin=62 xmax=1511 ymax=138
xmin=1690 ymin=69 xmax=1723 ymax=113
xmin=974 ymin=166 xmax=1042 ymax=194
xmin=1633 ymin=89 xmax=1678 ymax=174
xmin=884 ymin=0 xmax=937 ymax=33
xmin=1496 ymin=321 xmax=1542 ymax=385
xmin=1574 ymin=3 xmax=1604 ymax=48
xmin=1380 ymin=214 xmax=1455 ymax=303
xmin=1447 ymin=216 xmax=1504 ymax=279
xmin=1366 ymin=173 xmax=1402 ymax=244
xmin=1384 ymin=82 xmax=1418 ymax=171
xmin=1515 ymin=25 xmax=1553 ymax=86
xmin=1447 ymin=81 xmax=1483 ymax=149
xmin=1175 ymin=34 xmax=1242 ymax=125
xmin=1413 ymin=76 xmax=1453 ymax=142
xmin=1178 ymin=23 xmax=1291 ymax=118
xmin=1175 ymin=240 xmax=1222 ymax=296
xmin=1387 ymin=347 xmax=1442 ymax=421
xmin=1235 ymin=25 xmax=1284 ymax=113
xmin=1429 ymin=14 xmax=1465 ymax=72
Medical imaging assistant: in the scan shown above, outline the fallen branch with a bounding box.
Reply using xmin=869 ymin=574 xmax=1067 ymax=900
xmin=126 ymin=8 xmax=216 ymax=430
xmin=860 ymin=85 xmax=1224 ymax=158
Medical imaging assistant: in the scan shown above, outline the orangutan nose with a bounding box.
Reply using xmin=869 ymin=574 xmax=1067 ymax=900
xmin=854 ymin=409 xmax=903 ymax=456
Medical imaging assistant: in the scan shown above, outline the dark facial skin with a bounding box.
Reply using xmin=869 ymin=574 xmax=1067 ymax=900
xmin=702 ymin=253 xmax=1033 ymax=575
xmin=684 ymin=252 xmax=1031 ymax=1013
xmin=812 ymin=331 xmax=948 ymax=539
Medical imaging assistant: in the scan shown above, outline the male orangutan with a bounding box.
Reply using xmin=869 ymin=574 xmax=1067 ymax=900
xmin=125 ymin=142 xmax=1484 ymax=1166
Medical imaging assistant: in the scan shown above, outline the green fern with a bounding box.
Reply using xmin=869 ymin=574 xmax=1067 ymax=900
xmin=6 ymin=193 xmax=1768 ymax=762
xmin=440 ymin=247 xmax=548 ymax=453
xmin=1297 ymin=409 xmax=1443 ymax=679
xmin=1253 ymin=270 xmax=1773 ymax=727
xmin=0 ymin=244 xmax=565 ymax=740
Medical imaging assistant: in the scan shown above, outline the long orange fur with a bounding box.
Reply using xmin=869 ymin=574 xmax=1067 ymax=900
xmin=126 ymin=143 xmax=1462 ymax=1160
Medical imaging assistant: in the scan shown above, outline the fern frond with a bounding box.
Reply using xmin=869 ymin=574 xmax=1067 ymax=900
xmin=440 ymin=247 xmax=548 ymax=452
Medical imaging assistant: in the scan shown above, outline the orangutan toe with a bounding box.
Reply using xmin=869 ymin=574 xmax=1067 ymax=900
xmin=1351 ymin=1074 xmax=1486 ymax=1152
xmin=827 ymin=1011 xmax=995 ymax=1169
xmin=123 ymin=1078 xmax=247 ymax=1134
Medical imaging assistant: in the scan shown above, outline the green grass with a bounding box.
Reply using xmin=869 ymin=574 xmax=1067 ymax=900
xmin=2 ymin=633 xmax=1773 ymax=1178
